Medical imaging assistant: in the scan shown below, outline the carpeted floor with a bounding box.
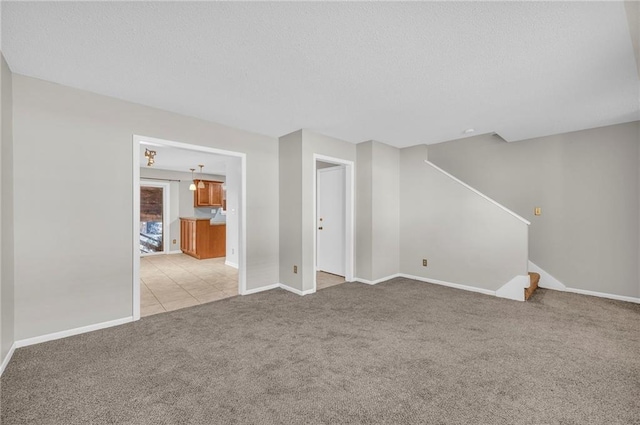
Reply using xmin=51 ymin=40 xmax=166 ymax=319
xmin=2 ymin=278 xmax=639 ymax=424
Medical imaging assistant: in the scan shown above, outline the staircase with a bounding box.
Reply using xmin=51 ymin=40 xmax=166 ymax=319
xmin=525 ymin=272 xmax=540 ymax=300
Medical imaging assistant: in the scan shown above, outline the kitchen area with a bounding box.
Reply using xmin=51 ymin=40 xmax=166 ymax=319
xmin=180 ymin=178 xmax=227 ymax=260
xmin=139 ymin=145 xmax=241 ymax=317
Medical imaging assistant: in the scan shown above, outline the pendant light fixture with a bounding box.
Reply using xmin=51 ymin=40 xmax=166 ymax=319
xmin=197 ymin=165 xmax=206 ymax=189
xmin=189 ymin=168 xmax=196 ymax=191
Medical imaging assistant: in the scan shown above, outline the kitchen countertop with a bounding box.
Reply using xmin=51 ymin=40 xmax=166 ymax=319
xmin=180 ymin=217 xmax=226 ymax=226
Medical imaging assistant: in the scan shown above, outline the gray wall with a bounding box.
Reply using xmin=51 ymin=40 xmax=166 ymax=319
xmin=355 ymin=141 xmax=400 ymax=281
xmin=371 ymin=141 xmax=400 ymax=280
xmin=279 ymin=129 xmax=356 ymax=292
xmin=301 ymin=130 xmax=356 ymax=291
xmin=428 ymin=122 xmax=640 ymax=297
xmin=279 ymin=130 xmax=303 ymax=289
xmin=13 ymin=74 xmax=279 ymax=341
xmin=139 ymin=168 xmax=226 ymax=253
xmin=400 ymin=145 xmax=529 ymax=290
xmin=224 ymin=156 xmax=241 ymax=267
xmin=1 ymin=54 xmax=15 ymax=362
xmin=355 ymin=142 xmax=373 ymax=280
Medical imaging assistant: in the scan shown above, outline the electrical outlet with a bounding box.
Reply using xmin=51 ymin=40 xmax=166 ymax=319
xmin=231 ymin=248 xmax=234 ymax=255
xmin=172 ymin=239 xmax=177 ymax=245
xmin=534 ymin=207 xmax=542 ymax=216
xmin=422 ymin=259 xmax=428 ymax=267
xmin=293 ymin=265 xmax=298 ymax=274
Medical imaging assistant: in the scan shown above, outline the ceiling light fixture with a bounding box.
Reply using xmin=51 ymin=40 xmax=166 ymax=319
xmin=189 ymin=168 xmax=197 ymax=191
xmin=197 ymin=165 xmax=206 ymax=189
xmin=144 ymin=148 xmax=156 ymax=166
xmin=464 ymin=128 xmax=475 ymax=134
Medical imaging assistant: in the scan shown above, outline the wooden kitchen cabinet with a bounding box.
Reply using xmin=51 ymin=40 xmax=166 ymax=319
xmin=180 ymin=218 xmax=226 ymax=259
xmin=194 ymin=180 xmax=223 ymax=207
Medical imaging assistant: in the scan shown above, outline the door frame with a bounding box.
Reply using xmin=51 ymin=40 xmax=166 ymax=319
xmin=312 ymin=154 xmax=354 ymax=293
xmin=139 ymin=180 xmax=170 ymax=256
xmin=316 ymin=166 xmax=346 ymax=275
xmin=132 ymin=135 xmax=247 ymax=321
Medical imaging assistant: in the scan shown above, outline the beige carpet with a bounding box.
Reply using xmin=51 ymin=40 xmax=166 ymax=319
xmin=2 ymin=278 xmax=639 ymax=424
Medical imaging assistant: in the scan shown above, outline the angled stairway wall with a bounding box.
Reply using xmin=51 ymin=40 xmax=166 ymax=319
xmin=428 ymin=123 xmax=640 ymax=299
xmin=399 ymin=145 xmax=530 ymax=296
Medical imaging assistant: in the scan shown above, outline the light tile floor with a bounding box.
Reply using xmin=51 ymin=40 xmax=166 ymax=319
xmin=316 ymin=271 xmax=345 ymax=290
xmin=140 ymin=254 xmax=238 ymax=317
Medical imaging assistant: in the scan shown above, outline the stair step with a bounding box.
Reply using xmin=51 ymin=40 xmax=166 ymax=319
xmin=525 ymin=272 xmax=540 ymax=300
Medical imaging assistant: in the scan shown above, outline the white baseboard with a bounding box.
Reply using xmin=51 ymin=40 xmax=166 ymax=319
xmin=241 ymin=283 xmax=280 ymax=295
xmin=278 ymin=283 xmax=316 ymax=296
xmin=241 ymin=283 xmax=315 ymax=296
xmin=564 ymin=287 xmax=640 ymax=304
xmin=15 ymin=316 xmax=134 ymax=349
xmin=400 ymin=273 xmax=497 ymax=297
xmin=0 ymin=342 xmax=17 ymax=376
xmin=527 ymin=261 xmax=639 ymax=303
xmin=168 ymin=250 xmax=183 ymax=255
xmin=528 ymin=261 xmax=566 ymax=290
xmin=495 ymin=275 xmax=528 ymax=302
xmin=225 ymin=260 xmax=239 ymax=269
xmin=353 ymin=274 xmax=401 ymax=285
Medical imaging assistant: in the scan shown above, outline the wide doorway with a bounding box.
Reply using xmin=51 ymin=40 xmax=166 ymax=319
xmin=133 ymin=136 xmax=246 ymax=319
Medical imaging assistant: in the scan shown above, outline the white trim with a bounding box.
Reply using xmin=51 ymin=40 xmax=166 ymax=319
xmin=15 ymin=317 xmax=134 ymax=348
xmin=133 ymin=141 xmax=141 ymax=320
xmin=278 ymin=283 xmax=316 ymax=296
xmin=527 ymin=261 xmax=639 ymax=303
xmin=563 ymin=287 xmax=640 ymax=304
xmin=353 ymin=274 xmax=401 ymax=285
xmin=528 ymin=261 xmax=567 ymax=291
xmin=399 ymin=273 xmax=497 ymax=297
xmin=168 ymin=250 xmax=183 ymax=255
xmin=133 ymin=135 xmax=248 ymax=321
xmin=225 ymin=260 xmax=239 ymax=269
xmin=240 ymin=283 xmax=317 ymax=296
xmin=313 ymin=154 xmax=355 ymax=294
xmin=241 ymin=283 xmax=280 ymax=295
xmin=0 ymin=343 xmax=17 ymax=376
xmin=495 ymin=275 xmax=528 ymax=302
xmin=424 ymin=160 xmax=531 ymax=225
xmin=140 ymin=251 xmax=165 ymax=257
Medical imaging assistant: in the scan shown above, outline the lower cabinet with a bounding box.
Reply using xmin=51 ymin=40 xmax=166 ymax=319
xmin=180 ymin=218 xmax=226 ymax=259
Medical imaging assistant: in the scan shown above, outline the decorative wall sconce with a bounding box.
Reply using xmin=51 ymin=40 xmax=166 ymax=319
xmin=144 ymin=148 xmax=156 ymax=167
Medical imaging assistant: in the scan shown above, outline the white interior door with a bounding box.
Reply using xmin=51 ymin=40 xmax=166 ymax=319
xmin=317 ymin=166 xmax=345 ymax=276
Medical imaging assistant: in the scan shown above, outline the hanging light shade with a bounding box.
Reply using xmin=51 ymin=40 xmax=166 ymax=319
xmin=189 ymin=168 xmax=197 ymax=191
xmin=197 ymin=165 xmax=206 ymax=189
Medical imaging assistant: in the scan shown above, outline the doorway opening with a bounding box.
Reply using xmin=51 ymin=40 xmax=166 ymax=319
xmin=132 ymin=135 xmax=247 ymax=320
xmin=139 ymin=182 xmax=170 ymax=255
xmin=313 ymin=154 xmax=355 ymax=292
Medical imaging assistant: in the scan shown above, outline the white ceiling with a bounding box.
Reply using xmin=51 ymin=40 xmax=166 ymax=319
xmin=3 ymin=2 xmax=639 ymax=147
xmin=139 ymin=142 xmax=228 ymax=175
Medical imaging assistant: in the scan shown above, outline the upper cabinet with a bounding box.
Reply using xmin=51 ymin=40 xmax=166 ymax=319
xmin=194 ymin=180 xmax=223 ymax=207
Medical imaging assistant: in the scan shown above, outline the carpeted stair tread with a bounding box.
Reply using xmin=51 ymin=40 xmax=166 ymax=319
xmin=525 ymin=272 xmax=540 ymax=300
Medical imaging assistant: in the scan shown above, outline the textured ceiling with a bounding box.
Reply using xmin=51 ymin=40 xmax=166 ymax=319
xmin=3 ymin=1 xmax=639 ymax=147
